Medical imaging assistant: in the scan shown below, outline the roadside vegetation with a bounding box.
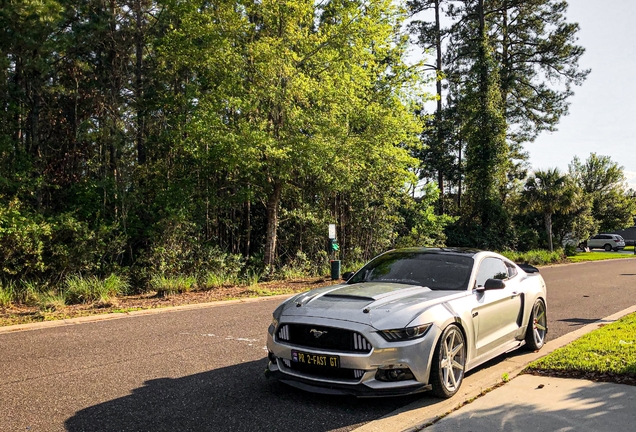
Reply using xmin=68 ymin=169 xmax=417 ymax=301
xmin=526 ymin=312 xmax=636 ymax=385
xmin=0 ymin=0 xmax=634 ymax=321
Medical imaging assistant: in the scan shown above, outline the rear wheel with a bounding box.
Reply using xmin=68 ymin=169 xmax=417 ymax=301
xmin=430 ymin=324 xmax=466 ymax=398
xmin=525 ymin=299 xmax=547 ymax=351
xmin=604 ymin=244 xmax=612 ymax=251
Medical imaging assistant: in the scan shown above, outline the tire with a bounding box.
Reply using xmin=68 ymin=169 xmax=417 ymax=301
xmin=604 ymin=244 xmax=612 ymax=252
xmin=430 ymin=324 xmax=466 ymax=398
xmin=525 ymin=299 xmax=547 ymax=351
xmin=578 ymin=242 xmax=586 ymax=250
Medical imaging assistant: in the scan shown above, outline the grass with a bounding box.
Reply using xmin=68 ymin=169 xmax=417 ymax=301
xmin=64 ymin=274 xmax=130 ymax=305
xmin=526 ymin=312 xmax=636 ymax=384
xmin=150 ymin=275 xmax=197 ymax=296
xmin=204 ymin=272 xmax=239 ymax=289
xmin=568 ymin=251 xmax=636 ymax=263
xmin=0 ymin=282 xmax=14 ymax=308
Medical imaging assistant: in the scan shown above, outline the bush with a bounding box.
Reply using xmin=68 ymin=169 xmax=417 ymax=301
xmin=564 ymin=243 xmax=577 ymax=256
xmin=500 ymin=249 xmax=565 ymax=266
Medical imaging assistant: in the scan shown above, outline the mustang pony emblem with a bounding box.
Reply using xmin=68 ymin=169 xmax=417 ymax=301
xmin=310 ymin=329 xmax=328 ymax=338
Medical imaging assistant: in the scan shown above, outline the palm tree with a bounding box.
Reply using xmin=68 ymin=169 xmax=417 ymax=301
xmin=523 ymin=168 xmax=576 ymax=252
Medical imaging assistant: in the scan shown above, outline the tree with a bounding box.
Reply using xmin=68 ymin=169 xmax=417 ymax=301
xmin=569 ymin=153 xmax=636 ymax=232
xmin=522 ymin=168 xmax=576 ymax=252
xmin=491 ymin=0 xmax=589 ymax=145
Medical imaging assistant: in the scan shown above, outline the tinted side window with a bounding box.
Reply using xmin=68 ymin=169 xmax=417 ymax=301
xmin=475 ymin=258 xmax=509 ymax=287
xmin=505 ymin=262 xmax=518 ymax=278
xmin=592 ymin=235 xmax=602 ymax=239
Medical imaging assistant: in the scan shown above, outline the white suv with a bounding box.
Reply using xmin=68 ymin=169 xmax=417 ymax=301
xmin=580 ymin=234 xmax=626 ymax=251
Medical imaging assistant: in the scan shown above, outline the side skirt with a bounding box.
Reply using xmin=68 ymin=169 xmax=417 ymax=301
xmin=465 ymin=340 xmax=524 ymax=372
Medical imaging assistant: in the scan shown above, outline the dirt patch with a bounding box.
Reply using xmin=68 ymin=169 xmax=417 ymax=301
xmin=0 ymin=277 xmax=341 ymax=327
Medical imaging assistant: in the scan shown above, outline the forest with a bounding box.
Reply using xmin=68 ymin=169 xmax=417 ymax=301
xmin=1 ymin=0 xmax=634 ymax=298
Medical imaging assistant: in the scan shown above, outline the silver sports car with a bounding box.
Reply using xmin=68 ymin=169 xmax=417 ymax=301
xmin=266 ymin=248 xmax=547 ymax=398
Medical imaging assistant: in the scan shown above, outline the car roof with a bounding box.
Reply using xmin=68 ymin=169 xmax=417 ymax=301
xmin=391 ymin=247 xmax=481 ymax=257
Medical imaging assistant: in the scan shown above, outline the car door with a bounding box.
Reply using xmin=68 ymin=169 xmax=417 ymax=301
xmin=588 ymin=235 xmax=604 ymax=249
xmin=471 ymin=257 xmax=523 ymax=357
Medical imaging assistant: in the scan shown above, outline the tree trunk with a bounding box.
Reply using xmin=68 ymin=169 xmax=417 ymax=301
xmin=244 ymin=184 xmax=251 ymax=258
xmin=264 ymin=180 xmax=282 ymax=269
xmin=135 ymin=0 xmax=146 ymax=165
xmin=434 ymin=0 xmax=444 ymax=214
xmin=545 ymin=213 xmax=553 ymax=252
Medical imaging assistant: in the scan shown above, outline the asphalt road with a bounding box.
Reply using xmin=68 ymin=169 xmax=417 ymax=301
xmin=1 ymin=258 xmax=636 ymax=432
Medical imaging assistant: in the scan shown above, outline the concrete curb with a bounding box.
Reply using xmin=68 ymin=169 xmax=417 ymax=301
xmin=353 ymin=303 xmax=636 ymax=432
xmin=0 ymin=294 xmax=293 ymax=335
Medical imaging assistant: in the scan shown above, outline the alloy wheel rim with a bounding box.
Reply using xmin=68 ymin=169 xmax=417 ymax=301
xmin=440 ymin=328 xmax=465 ymax=392
xmin=533 ymin=302 xmax=547 ymax=345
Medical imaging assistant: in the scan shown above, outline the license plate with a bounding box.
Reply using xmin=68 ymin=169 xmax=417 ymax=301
xmin=291 ymin=350 xmax=340 ymax=368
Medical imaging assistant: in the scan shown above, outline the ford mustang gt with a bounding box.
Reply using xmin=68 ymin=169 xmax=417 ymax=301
xmin=265 ymin=248 xmax=547 ymax=398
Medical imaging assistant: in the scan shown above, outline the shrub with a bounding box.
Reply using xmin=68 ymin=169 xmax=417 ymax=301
xmin=500 ymin=249 xmax=565 ymax=266
xmin=564 ymin=243 xmax=577 ymax=256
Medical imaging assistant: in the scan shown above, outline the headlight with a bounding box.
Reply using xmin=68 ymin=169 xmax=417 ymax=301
xmin=268 ymin=317 xmax=279 ymax=336
xmin=379 ymin=323 xmax=432 ymax=341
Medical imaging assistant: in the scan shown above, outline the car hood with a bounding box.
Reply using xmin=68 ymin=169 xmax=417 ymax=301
xmin=279 ymin=282 xmax=469 ymax=329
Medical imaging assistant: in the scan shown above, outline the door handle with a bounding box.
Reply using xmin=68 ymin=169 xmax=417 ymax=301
xmin=511 ymin=291 xmax=522 ymax=298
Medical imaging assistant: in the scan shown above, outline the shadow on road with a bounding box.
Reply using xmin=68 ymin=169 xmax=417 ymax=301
xmin=65 ymin=358 xmax=423 ymax=432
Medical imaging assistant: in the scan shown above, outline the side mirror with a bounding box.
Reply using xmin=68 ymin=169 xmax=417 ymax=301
xmin=483 ymin=278 xmax=506 ymax=290
xmin=342 ymin=271 xmax=355 ymax=281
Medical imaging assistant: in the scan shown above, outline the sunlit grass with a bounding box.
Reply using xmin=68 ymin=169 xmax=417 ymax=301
xmin=568 ymin=252 xmax=636 ymax=263
xmin=527 ymin=313 xmax=636 ymax=376
xmin=150 ymin=275 xmax=197 ymax=296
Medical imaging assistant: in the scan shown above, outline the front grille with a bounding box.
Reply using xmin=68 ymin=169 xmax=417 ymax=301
xmin=282 ymin=360 xmax=364 ymax=381
xmin=276 ymin=324 xmax=372 ymax=353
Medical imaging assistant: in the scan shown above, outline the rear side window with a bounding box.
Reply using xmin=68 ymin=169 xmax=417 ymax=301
xmin=505 ymin=262 xmax=518 ymax=278
xmin=475 ymin=258 xmax=509 ymax=287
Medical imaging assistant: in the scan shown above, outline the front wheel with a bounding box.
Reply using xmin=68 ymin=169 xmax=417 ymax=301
xmin=429 ymin=324 xmax=466 ymax=398
xmin=525 ymin=299 xmax=547 ymax=351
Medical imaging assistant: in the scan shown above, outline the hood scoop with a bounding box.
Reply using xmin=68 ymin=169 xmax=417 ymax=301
xmin=322 ymin=293 xmax=375 ymax=302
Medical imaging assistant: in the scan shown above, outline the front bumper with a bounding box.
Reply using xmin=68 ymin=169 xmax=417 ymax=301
xmin=266 ymin=315 xmax=440 ymax=396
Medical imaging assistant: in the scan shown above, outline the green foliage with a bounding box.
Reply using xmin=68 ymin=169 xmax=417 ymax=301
xmin=63 ymin=274 xmax=129 ymax=305
xmin=395 ymin=183 xmax=456 ymax=248
xmin=500 ymin=249 xmax=565 ymax=266
xmin=564 ymin=243 xmax=577 ymax=257
xmin=150 ymin=275 xmax=197 ymax=296
xmin=0 ymin=282 xmax=15 ymax=308
xmin=522 ymin=168 xmax=577 ymax=251
xmin=0 ymin=198 xmax=51 ymax=279
xmin=38 ymin=291 xmax=67 ymax=311
xmin=569 ymin=153 xmax=636 ymax=232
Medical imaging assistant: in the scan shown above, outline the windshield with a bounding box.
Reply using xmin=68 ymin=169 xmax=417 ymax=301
xmin=348 ymin=251 xmax=474 ymax=291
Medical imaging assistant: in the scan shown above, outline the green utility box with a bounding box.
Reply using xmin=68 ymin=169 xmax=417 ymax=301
xmin=330 ymin=260 xmax=341 ymax=280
